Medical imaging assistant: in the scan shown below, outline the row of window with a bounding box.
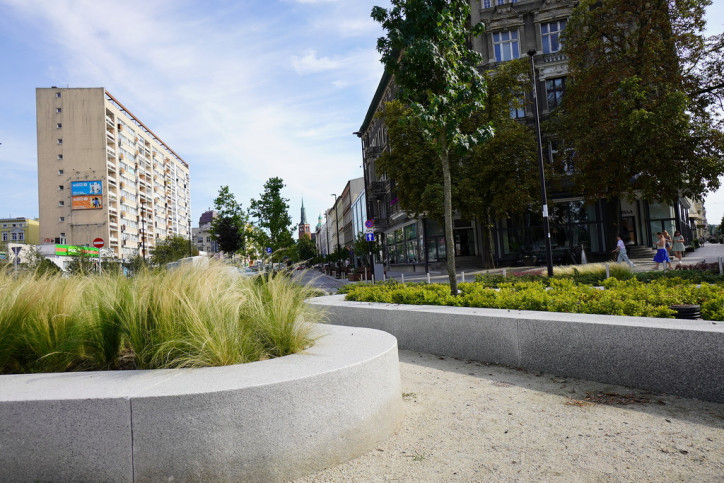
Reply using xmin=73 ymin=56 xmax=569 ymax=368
xmin=1 ymin=232 xmax=25 ymax=241
xmin=492 ymin=20 xmax=566 ymax=62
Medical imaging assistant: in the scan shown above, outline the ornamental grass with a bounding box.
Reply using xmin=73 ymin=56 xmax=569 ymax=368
xmin=0 ymin=263 xmax=322 ymax=374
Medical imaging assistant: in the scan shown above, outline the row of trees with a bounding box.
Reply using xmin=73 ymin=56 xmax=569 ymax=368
xmin=209 ymin=177 xmax=314 ymax=264
xmin=371 ymin=0 xmax=723 ymax=295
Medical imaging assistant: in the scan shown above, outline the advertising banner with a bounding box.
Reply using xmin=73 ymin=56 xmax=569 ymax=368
xmin=55 ymin=245 xmax=100 ymax=258
xmin=71 ymin=181 xmax=104 ymax=210
xmin=71 ymin=195 xmax=103 ymax=210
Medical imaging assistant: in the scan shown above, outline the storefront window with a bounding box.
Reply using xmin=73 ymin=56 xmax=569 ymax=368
xmin=387 ymin=223 xmax=420 ymax=264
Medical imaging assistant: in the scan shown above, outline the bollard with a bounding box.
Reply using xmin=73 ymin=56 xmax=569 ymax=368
xmin=605 ymin=263 xmax=610 ymax=279
xmin=719 ymin=257 xmax=723 ymax=275
xmin=401 ymin=273 xmax=405 ymax=284
xmin=372 ymin=274 xmax=375 ymax=284
xmin=462 ymin=272 xmax=465 ymax=283
xmin=427 ymin=273 xmax=431 ymax=284
xmin=383 ymin=273 xmax=386 ymax=281
xmin=503 ymin=268 xmax=507 ymax=278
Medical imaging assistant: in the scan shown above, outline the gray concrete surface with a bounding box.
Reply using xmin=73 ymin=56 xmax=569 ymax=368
xmin=309 ymin=296 xmax=724 ymax=403
xmin=0 ymin=325 xmax=403 ymax=482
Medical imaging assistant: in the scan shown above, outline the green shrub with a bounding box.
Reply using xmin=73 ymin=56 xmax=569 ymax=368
xmin=343 ymin=276 xmax=724 ymax=320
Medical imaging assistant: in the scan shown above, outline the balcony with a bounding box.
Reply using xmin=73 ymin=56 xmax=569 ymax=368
xmin=107 ymin=162 xmax=117 ymax=173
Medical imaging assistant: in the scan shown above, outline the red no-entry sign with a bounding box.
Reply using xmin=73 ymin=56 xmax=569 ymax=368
xmin=93 ymin=238 xmax=105 ymax=248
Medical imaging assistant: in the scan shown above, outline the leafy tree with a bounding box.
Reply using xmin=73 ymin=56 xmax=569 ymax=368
xmin=249 ymin=177 xmax=294 ymax=252
xmin=372 ymin=0 xmax=489 ymax=294
xmin=151 ymin=235 xmax=198 ymax=266
xmin=124 ymin=254 xmax=148 ymax=276
xmin=552 ymin=0 xmax=724 ymax=247
xmin=296 ymin=236 xmax=317 ymax=263
xmin=352 ymin=233 xmax=380 ymax=268
xmin=210 ymin=186 xmax=248 ymax=256
xmin=66 ymin=251 xmax=97 ymax=276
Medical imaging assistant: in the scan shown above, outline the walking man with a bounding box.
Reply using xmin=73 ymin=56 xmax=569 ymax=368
xmin=612 ymin=235 xmax=635 ymax=268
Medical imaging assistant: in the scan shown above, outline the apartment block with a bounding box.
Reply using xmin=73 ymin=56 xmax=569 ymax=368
xmin=36 ymin=88 xmax=191 ymax=259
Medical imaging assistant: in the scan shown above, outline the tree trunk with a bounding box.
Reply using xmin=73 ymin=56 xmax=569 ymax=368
xmin=441 ymin=147 xmax=458 ymax=295
xmin=482 ymin=208 xmax=496 ymax=269
xmin=603 ymin=197 xmax=620 ymax=252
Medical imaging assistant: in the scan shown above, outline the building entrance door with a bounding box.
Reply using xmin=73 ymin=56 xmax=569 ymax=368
xmin=620 ymin=216 xmax=637 ymax=245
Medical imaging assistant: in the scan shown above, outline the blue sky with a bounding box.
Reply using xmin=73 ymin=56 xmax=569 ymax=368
xmin=0 ymin=0 xmax=722 ymax=233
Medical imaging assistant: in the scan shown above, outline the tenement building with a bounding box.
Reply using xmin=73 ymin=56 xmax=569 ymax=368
xmin=357 ymin=0 xmax=698 ymax=270
xmin=36 ymin=88 xmax=191 ymax=260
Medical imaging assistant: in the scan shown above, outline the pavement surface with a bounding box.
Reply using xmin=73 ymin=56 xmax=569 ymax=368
xmin=294 ymin=244 xmax=724 ymax=481
xmin=301 ymin=244 xmax=724 ymax=290
xmin=296 ymin=350 xmax=724 ymax=482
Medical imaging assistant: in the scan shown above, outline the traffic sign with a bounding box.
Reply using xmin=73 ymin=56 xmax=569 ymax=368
xmin=93 ymin=238 xmax=105 ymax=248
xmin=11 ymin=246 xmax=21 ymax=255
xmin=0 ymin=253 xmax=6 ymax=260
xmin=266 ymin=247 xmax=272 ymax=254
xmin=365 ymin=219 xmax=374 ymax=229
xmin=365 ymin=233 xmax=375 ymax=242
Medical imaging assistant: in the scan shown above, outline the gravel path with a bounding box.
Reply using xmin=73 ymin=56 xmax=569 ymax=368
xmin=297 ymin=350 xmax=724 ymax=482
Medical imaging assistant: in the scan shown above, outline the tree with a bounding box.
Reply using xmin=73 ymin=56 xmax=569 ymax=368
xmin=552 ymin=0 xmax=724 ymax=247
xmin=296 ymin=236 xmax=317 ymax=263
xmin=249 ymin=177 xmax=294 ymax=252
xmin=352 ymin=233 xmax=380 ymax=268
xmin=66 ymin=251 xmax=97 ymax=276
xmin=372 ymin=0 xmax=490 ymax=294
xmin=210 ymin=186 xmax=248 ymax=256
xmin=151 ymin=235 xmax=198 ymax=266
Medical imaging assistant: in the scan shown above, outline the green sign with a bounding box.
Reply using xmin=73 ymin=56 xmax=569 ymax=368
xmin=55 ymin=245 xmax=100 ymax=258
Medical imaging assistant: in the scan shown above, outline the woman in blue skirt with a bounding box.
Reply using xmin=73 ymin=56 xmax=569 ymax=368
xmin=653 ymin=232 xmax=673 ymax=270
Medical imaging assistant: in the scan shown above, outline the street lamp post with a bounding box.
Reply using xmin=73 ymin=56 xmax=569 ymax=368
xmin=331 ymin=194 xmax=341 ymax=275
xmin=527 ymin=49 xmax=554 ymax=277
xmin=188 ymin=217 xmax=192 ymax=257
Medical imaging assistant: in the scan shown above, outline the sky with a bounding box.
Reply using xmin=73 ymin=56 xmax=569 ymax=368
xmin=0 ymin=0 xmax=722 ymax=234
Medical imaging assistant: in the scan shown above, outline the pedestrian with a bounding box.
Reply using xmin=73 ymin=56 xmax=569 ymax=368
xmin=700 ymin=235 xmax=705 ymax=247
xmin=653 ymin=232 xmax=673 ymax=270
xmin=662 ymin=230 xmax=673 ymax=256
xmin=672 ymin=230 xmax=685 ymax=263
xmin=611 ymin=234 xmax=635 ymax=268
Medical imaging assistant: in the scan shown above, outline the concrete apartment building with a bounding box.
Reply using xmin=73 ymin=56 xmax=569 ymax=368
xmin=36 ymin=87 xmax=190 ymax=259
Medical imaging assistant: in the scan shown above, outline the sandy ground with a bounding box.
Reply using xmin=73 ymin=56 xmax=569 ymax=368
xmin=297 ymin=350 xmax=724 ymax=482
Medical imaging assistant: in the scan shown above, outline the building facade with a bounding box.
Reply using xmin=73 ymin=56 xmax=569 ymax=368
xmin=356 ymin=0 xmax=701 ymax=269
xmin=0 ymin=217 xmax=39 ymax=245
xmin=36 ymin=87 xmax=191 ymax=260
xmin=193 ymin=210 xmax=219 ymax=255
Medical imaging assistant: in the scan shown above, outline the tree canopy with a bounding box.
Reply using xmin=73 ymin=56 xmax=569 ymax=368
xmin=151 ymin=235 xmax=197 ymax=266
xmin=210 ymin=186 xmax=248 ymax=255
xmin=249 ymin=177 xmax=294 ymax=252
xmin=552 ymin=0 xmax=724 ymax=204
xmin=372 ymin=0 xmax=489 ymax=293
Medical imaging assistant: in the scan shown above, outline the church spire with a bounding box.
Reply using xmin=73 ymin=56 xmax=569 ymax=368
xmin=300 ymin=198 xmax=308 ymax=225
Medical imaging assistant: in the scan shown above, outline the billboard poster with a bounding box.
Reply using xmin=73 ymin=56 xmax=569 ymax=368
xmin=71 ymin=195 xmax=103 ymax=210
xmin=71 ymin=181 xmax=103 ymax=196
xmin=55 ymin=245 xmax=100 ymax=258
xmin=71 ymin=180 xmax=104 ymax=210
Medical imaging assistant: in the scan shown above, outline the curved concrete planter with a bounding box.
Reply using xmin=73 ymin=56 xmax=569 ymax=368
xmin=0 ymin=325 xmax=402 ymax=482
xmin=309 ymin=295 xmax=724 ymax=403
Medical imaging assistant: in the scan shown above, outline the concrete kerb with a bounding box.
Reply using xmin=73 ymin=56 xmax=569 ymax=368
xmin=0 ymin=324 xmax=403 ymax=482
xmin=309 ymin=295 xmax=724 ymax=403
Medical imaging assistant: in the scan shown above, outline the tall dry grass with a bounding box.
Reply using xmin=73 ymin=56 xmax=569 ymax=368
xmin=0 ymin=262 xmax=323 ymax=373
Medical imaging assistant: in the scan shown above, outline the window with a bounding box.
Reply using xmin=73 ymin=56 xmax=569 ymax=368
xmin=57 ymin=139 xmax=63 ymax=144
xmin=56 ymin=92 xmax=62 ymax=98
xmin=485 ymin=0 xmax=518 ymax=6
xmin=542 ymin=20 xmax=566 ymax=54
xmin=59 ymin=217 xmax=65 ymax=222
xmin=493 ymin=30 xmax=519 ymax=62
xmin=58 ymin=201 xmax=65 ymax=206
xmin=57 ymin=154 xmax=63 ymax=160
xmin=58 ymin=185 xmax=64 ymax=190
xmin=546 ymin=77 xmax=566 ymax=109
xmin=11 ymin=233 xmax=17 ymax=241
xmin=18 ymin=233 xmax=24 ymax=241
xmin=1 ymin=233 xmax=6 ymax=241
xmin=56 ymin=123 xmax=62 ymax=129
xmin=510 ymin=97 xmax=526 ymax=119
xmin=56 ymin=108 xmax=62 ymax=113
xmin=58 ymin=169 xmax=64 ymax=175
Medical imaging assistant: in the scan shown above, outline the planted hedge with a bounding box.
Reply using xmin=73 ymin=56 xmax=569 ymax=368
xmin=343 ymin=278 xmax=724 ymax=321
